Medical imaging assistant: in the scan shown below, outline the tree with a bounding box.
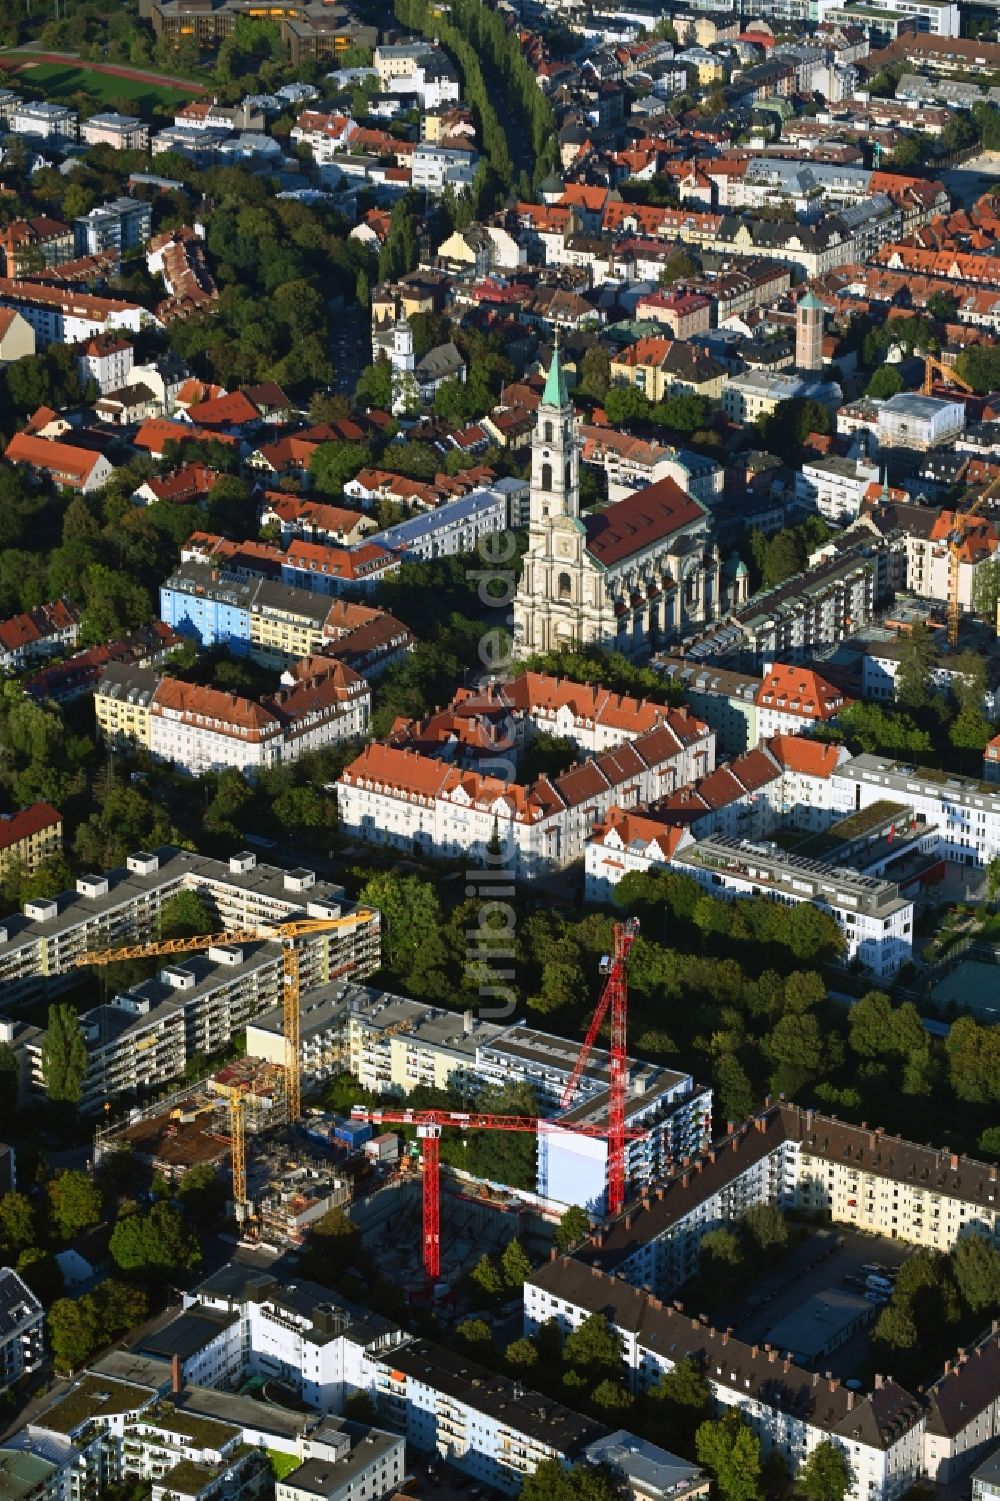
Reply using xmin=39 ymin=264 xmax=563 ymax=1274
xmin=866 ymin=367 xmax=903 ymax=400
xmin=48 ymin=1170 xmax=102 ymax=1242
xmin=176 ymin=1163 xmax=227 ymax=1224
xmin=41 ymin=1004 xmax=89 ymax=1104
xmin=592 ymin=1377 xmax=633 ymax=1413
xmin=16 ymin=1248 xmax=63 ymax=1306
xmin=577 ymin=346 xmax=610 ymax=401
xmin=457 ymin=1317 xmax=492 ymax=1345
xmin=696 ymin=1412 xmax=763 ymax=1501
xmin=470 ymin=1252 xmax=504 ymax=1297
xmin=506 ymin=1337 xmax=539 ymax=1369
xmin=555 ymin=1204 xmax=591 ymax=1251
xmin=48 ymin=1297 xmax=100 ymax=1373
xmin=874 ymin=1299 xmax=918 ymax=1349
xmin=701 ymin=1227 xmax=743 ymax=1270
xmin=0 ymin=1040 xmax=19 ymax=1118
xmin=563 ymin=1311 xmax=624 ymax=1379
xmin=0 ymin=1193 xmax=35 ymax=1257
xmin=849 ymin=990 xmax=896 ymax=1058
xmin=659 ymin=249 xmax=697 ymax=285
xmin=797 ymin=1442 xmax=851 ymax=1501
xmin=743 ymin=1204 xmax=788 ymax=1254
xmin=650 ymin=1354 xmax=710 ymax=1416
xmin=952 ymin=1233 xmax=1000 ymax=1312
xmin=519 ymin=1458 xmax=620 ymax=1501
xmin=158 ymin=890 xmax=214 ymax=941
xmin=109 ymin=1202 xmax=201 ymax=1277
xmin=501 ymin=1238 xmax=532 ymax=1288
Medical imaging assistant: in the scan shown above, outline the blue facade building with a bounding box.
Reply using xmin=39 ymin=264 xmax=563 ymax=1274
xmin=160 ymin=565 xmax=252 ymax=654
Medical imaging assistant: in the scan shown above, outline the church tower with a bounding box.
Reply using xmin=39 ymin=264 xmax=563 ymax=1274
xmin=514 ymin=346 xmax=590 ymax=659
xmin=529 ymin=343 xmax=579 ymax=529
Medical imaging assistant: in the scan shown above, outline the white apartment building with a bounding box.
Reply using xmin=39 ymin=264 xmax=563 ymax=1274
xmin=0 ymin=1269 xmax=44 ymax=1391
xmin=75 ymin=333 xmax=133 ymax=395
xmin=11 ymin=101 xmax=77 ymax=140
xmin=795 ymin=454 xmax=880 ymax=526
xmin=374 ymin=1340 xmax=605 ymax=1496
xmin=337 ymin=712 xmax=715 ymax=880
xmin=97 ymin=663 xmax=371 ymax=780
xmin=25 ymin=939 xmax=296 ymax=1114
xmin=410 ymin=143 xmax=479 ymax=195
xmin=170 ymin=1264 xmax=406 ymax=1414
xmin=367 ymin=488 xmax=508 ymax=562
xmin=832 ymin=754 xmax=1000 ymax=866
xmin=0 ymin=280 xmax=156 ymax=345
xmin=672 ymin=834 xmax=914 ymax=979
xmin=0 ymin=847 xmax=379 ymax=1006
xmin=906 ymin=510 xmax=997 ymax=613
xmin=754 ymin=662 xmax=848 ymax=739
xmin=526 ymin=1256 xmax=925 ymax=1501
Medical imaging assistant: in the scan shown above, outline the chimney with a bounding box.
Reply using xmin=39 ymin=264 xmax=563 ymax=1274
xmin=642 ymin=1195 xmax=651 ymax=1210
xmin=875 ymin=1374 xmax=883 ymax=1390
xmin=768 ymin=1349 xmax=777 ymax=1364
xmin=847 ymin=1391 xmax=855 ymax=1410
xmin=783 ymin=1358 xmax=791 ymax=1373
xmin=591 ymin=1264 xmax=600 ymax=1276
xmin=624 ymin=1215 xmax=632 ymax=1230
xmin=674 ymin=1300 xmax=684 ymax=1313
xmin=172 ymin=1354 xmax=183 ymax=1395
xmin=732 ymin=1135 xmax=740 ymax=1152
xmin=950 ymin=1152 xmax=959 ymax=1170
xmin=726 ymin=1121 xmax=735 ymax=1135
xmin=751 ymin=1345 xmax=759 ymax=1359
xmin=828 ymin=1378 xmax=837 ymax=1393
xmin=812 ymin=1372 xmax=819 ymax=1387
xmin=944 ymin=1361 xmax=951 ymax=1375
xmin=722 ymin=1330 xmax=731 ymax=1346
xmin=550 ymin=1247 xmax=557 ymax=1261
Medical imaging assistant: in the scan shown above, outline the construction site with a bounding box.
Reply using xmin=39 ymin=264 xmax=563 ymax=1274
xmin=89 ymin=915 xmax=698 ymax=1292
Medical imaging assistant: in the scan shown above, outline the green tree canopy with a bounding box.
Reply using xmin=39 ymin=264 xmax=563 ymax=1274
xmin=41 ymin=1004 xmax=88 ymax=1104
xmin=797 ymin=1441 xmax=851 ymax=1501
xmin=48 ymin=1170 xmax=102 ymax=1242
xmin=109 ymin=1202 xmax=201 ymax=1277
xmin=696 ymin=1412 xmax=763 ymax=1501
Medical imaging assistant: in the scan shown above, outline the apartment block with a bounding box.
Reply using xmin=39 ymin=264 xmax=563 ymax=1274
xmin=525 ymin=1257 xmax=924 ymax=1501
xmin=25 ymin=940 xmax=292 ymax=1114
xmin=0 ymin=846 xmax=379 ymax=1007
xmin=0 ymin=803 xmax=62 ymax=880
xmin=79 ymin=114 xmax=150 ymax=151
xmin=75 ymin=197 xmax=153 ymax=256
xmin=375 ymin=1340 xmax=605 ymax=1495
xmin=0 ymin=598 xmax=81 ymax=672
xmin=164 ymin=1263 xmax=406 ymax=1414
xmin=0 ymin=1269 xmax=44 ymax=1390
xmin=832 ymin=755 xmax=1000 ymax=866
xmin=95 ymin=660 xmax=370 ymax=778
xmin=249 ymin=980 xmax=710 ymax=1213
xmin=673 ymin=834 xmax=914 ymax=979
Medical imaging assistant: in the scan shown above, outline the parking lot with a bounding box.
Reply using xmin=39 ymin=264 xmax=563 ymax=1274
xmin=714 ymin=1227 xmax=912 ymax=1380
xmin=402 ymin=1456 xmax=506 ymax=1500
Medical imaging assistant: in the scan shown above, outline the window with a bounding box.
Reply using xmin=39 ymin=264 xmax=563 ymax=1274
xmin=544 ymin=421 xmax=552 ymax=441
xmin=558 ymin=572 xmax=572 ymax=599
xmin=541 ymin=462 xmax=552 ymax=492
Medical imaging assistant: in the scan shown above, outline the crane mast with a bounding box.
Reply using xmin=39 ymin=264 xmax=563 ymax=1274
xmin=558 ymin=917 xmax=640 ymax=1217
xmin=352 ymin=1105 xmax=646 ymax=1282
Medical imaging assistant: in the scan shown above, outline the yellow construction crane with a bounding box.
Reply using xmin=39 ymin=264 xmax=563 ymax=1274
xmin=922 ymin=353 xmax=974 ymax=399
xmin=946 ymin=474 xmax=1000 ymax=647
xmin=74 ymin=911 xmax=375 ymax=1217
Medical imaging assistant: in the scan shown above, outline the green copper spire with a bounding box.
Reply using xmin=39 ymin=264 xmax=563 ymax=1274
xmin=542 ymin=341 xmax=570 ymax=408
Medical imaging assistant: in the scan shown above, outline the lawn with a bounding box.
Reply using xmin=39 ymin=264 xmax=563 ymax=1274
xmin=17 ymin=61 xmax=196 ymax=113
xmin=267 ymin=1450 xmax=301 ymax=1481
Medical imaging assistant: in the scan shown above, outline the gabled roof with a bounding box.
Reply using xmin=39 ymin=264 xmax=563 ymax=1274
xmin=585 ymin=478 xmax=706 ymax=568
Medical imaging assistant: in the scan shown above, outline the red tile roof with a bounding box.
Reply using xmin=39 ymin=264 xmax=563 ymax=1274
xmin=585 ymin=478 xmax=705 ymax=567
xmin=0 ymin=801 xmax=61 ymax=851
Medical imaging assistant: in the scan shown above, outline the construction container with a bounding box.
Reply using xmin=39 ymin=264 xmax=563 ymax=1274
xmin=363 ymin=1132 xmax=399 ymax=1164
xmin=333 ymin=1118 xmax=373 ymax=1149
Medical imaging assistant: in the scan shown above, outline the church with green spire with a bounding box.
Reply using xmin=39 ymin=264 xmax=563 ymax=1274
xmin=512 ymin=348 xmax=736 ymax=661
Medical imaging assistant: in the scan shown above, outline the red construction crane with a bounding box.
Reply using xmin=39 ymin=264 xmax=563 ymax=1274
xmin=351 ymin=1106 xmax=645 ymax=1282
xmin=560 ymin=917 xmax=640 ymax=1219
